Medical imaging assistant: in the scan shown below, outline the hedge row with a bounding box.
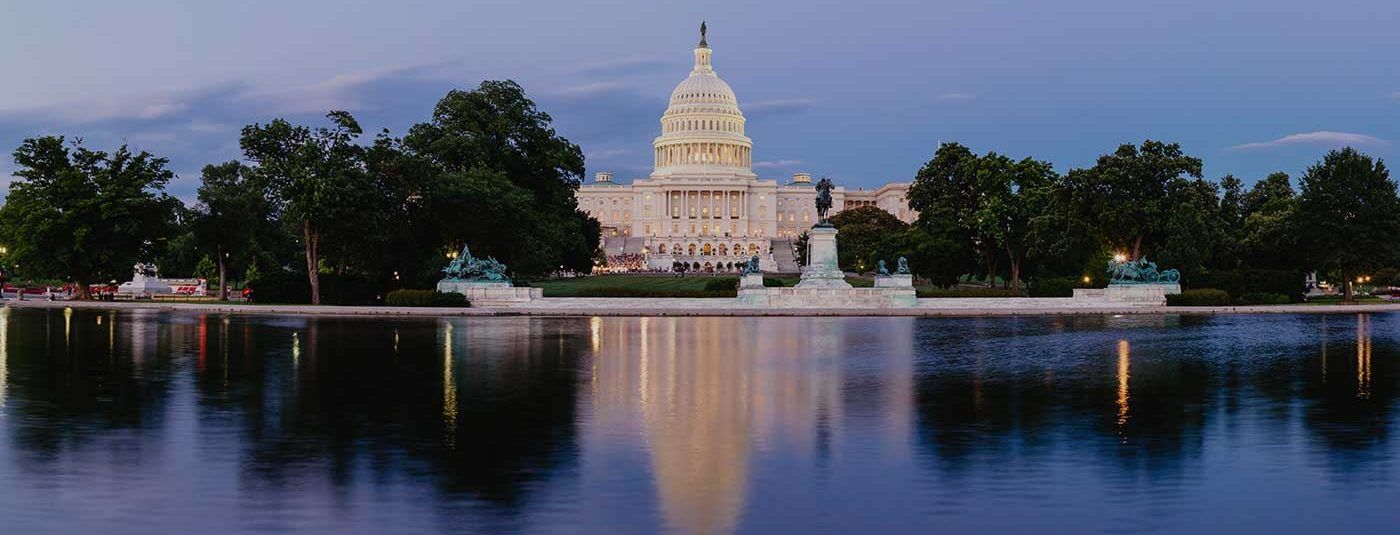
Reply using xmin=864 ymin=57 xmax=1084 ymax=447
xmin=1185 ymin=269 xmax=1306 ymax=303
xmin=385 ymin=289 xmax=468 ymax=307
xmin=1028 ymin=277 xmax=1083 ymax=298
xmin=1166 ymin=288 xmax=1232 ymax=306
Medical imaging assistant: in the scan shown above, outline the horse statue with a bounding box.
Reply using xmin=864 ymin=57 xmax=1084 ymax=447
xmin=814 ymin=176 xmax=834 ymax=226
xmin=877 ymin=260 xmax=890 ymax=276
xmin=1106 ymin=256 xmax=1180 ymax=285
xmin=442 ymin=245 xmax=511 ymax=283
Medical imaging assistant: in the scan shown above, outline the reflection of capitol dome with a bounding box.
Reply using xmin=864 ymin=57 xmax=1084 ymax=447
xmin=653 ymin=22 xmax=754 ymax=178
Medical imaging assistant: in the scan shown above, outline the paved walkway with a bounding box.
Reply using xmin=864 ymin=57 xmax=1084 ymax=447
xmin=5 ymin=297 xmax=1398 ymax=318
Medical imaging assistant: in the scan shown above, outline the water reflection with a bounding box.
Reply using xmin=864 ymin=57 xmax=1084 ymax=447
xmin=0 ymin=310 xmax=1395 ymax=534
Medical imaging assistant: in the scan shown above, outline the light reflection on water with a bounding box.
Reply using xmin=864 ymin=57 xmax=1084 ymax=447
xmin=0 ymin=309 xmax=1395 ymax=534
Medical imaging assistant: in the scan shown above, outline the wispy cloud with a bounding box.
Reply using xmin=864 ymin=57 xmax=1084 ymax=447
xmin=0 ymin=86 xmax=224 ymax=124
xmin=745 ymin=98 xmax=816 ymax=114
xmin=585 ymin=148 xmax=631 ymax=160
xmin=753 ymin=159 xmax=804 ymax=169
xmin=554 ymin=81 xmax=627 ymax=99
xmin=934 ymin=92 xmax=974 ymax=101
xmin=1229 ymin=131 xmax=1391 ymax=151
xmin=575 ymin=57 xmax=668 ymax=77
xmin=234 ymin=60 xmax=459 ymax=115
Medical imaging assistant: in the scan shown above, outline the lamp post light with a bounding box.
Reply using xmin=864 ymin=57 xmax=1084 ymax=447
xmin=1112 ymin=253 xmax=1128 ymax=264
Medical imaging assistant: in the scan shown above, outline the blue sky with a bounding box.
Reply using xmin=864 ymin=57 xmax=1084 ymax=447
xmin=3 ymin=0 xmax=1398 ymax=201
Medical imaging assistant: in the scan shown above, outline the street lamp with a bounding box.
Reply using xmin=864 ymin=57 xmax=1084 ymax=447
xmin=1112 ymin=253 xmax=1127 ymax=263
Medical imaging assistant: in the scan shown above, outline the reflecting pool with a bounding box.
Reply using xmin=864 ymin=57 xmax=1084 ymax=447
xmin=0 ymin=308 xmax=1397 ymax=534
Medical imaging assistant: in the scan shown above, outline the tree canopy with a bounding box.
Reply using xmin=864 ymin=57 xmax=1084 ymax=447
xmin=0 ymin=137 xmax=179 ymax=299
xmin=1294 ymin=148 xmax=1400 ymax=302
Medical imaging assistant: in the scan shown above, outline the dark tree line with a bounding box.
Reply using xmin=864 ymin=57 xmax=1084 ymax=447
xmin=882 ymin=141 xmax=1400 ymax=303
xmin=0 ymin=81 xmax=600 ymax=303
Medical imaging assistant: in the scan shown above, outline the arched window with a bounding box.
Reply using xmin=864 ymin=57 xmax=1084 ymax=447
xmin=718 ymin=244 xmax=728 ymax=256
xmin=733 ymin=243 xmax=742 ymax=256
xmin=688 ymin=243 xmax=697 ymax=256
xmin=748 ymin=243 xmax=758 ymax=255
xmin=658 ymin=243 xmax=668 ymax=254
xmin=702 ymin=243 xmax=713 ymax=255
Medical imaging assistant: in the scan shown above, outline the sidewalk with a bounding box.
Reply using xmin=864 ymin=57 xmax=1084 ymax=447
xmin=5 ymin=297 xmax=1399 ymax=318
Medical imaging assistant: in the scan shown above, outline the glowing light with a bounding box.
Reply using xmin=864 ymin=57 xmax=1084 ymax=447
xmin=1082 ymin=276 xmax=1092 ymax=284
xmin=1112 ymin=253 xmax=1128 ymax=263
xmin=590 ymin=316 xmax=603 ymax=352
xmin=1357 ymin=315 xmax=1372 ymax=399
xmin=443 ymin=322 xmax=457 ymax=448
xmin=1116 ymin=339 xmax=1131 ymax=431
xmin=0 ymin=308 xmax=8 ymax=412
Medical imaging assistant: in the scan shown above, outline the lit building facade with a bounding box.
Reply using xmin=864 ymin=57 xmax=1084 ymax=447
xmin=576 ymin=27 xmax=915 ymax=272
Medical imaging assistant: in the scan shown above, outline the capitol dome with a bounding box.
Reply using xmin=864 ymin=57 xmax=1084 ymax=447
xmin=652 ymin=23 xmax=755 ymax=179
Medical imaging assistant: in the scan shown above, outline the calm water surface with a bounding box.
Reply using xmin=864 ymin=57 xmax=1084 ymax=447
xmin=0 ymin=308 xmax=1397 ymax=534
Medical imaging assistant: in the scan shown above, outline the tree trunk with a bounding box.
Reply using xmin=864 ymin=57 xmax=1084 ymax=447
xmin=1009 ymin=255 xmax=1022 ymax=291
xmin=1131 ymin=235 xmax=1144 ymax=261
xmin=986 ymin=253 xmax=998 ymax=288
xmin=303 ymin=220 xmax=321 ymax=306
xmin=216 ymin=244 xmax=228 ymax=301
xmin=73 ymin=279 xmax=91 ymax=301
xmin=1343 ymin=278 xmax=1354 ymax=305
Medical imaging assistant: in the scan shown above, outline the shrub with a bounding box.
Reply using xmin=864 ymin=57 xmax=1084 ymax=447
xmin=1166 ymin=288 xmax=1231 ymax=306
xmin=386 ymin=289 xmax=468 ymax=307
xmin=1187 ymin=269 xmax=1305 ymax=303
xmin=1028 ymin=277 xmax=1081 ymax=298
xmin=762 ymin=277 xmax=789 ymax=287
xmin=1237 ymin=292 xmax=1290 ymax=305
xmin=702 ymin=277 xmax=739 ymax=292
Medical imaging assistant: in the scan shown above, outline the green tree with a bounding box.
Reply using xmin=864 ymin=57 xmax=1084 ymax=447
xmin=193 ymin=255 xmax=217 ymax=282
xmin=1029 ymin=168 xmax=1110 ymax=278
xmin=0 ymin=136 xmax=179 ymax=299
xmin=1155 ymin=177 xmax=1223 ymax=275
xmin=1213 ymin=175 xmax=1246 ymax=269
xmin=404 ymin=80 xmax=599 ymax=279
xmin=829 ymin=205 xmax=910 ymax=272
xmin=1239 ymin=172 xmax=1298 ymax=268
xmin=907 ymin=142 xmax=982 ymax=280
xmin=193 ymin=161 xmax=272 ymax=299
xmin=240 ymin=111 xmax=370 ymax=305
xmin=972 ymin=154 xmax=1055 ymax=289
xmin=1294 ymin=148 xmax=1400 ymax=303
xmin=1074 ymin=140 xmax=1204 ymax=260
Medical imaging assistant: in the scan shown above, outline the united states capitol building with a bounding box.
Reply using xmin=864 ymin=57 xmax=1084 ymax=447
xmin=577 ymin=25 xmax=916 ymax=273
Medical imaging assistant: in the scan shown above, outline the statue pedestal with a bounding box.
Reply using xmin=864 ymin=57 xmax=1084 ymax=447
xmin=436 ymin=280 xmax=541 ymax=306
xmin=739 ymin=273 xmax=765 ymax=289
xmin=117 ymin=274 xmax=173 ymax=298
xmin=737 ymin=225 xmax=915 ymax=308
xmin=875 ymin=274 xmax=913 ymax=288
xmin=796 ymin=226 xmax=850 ymax=289
xmin=1072 ymin=283 xmax=1180 ymax=305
